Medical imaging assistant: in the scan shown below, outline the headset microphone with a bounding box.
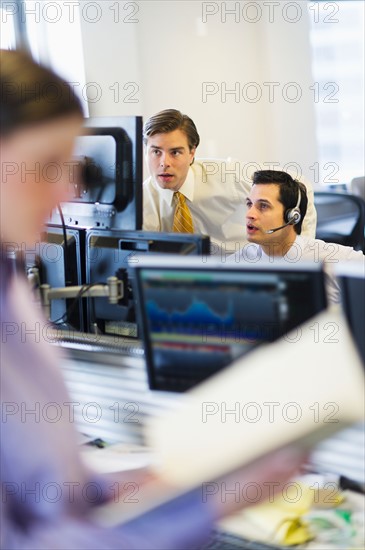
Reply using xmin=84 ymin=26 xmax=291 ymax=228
xmin=265 ymin=221 xmax=293 ymax=234
xmin=265 ymin=187 xmax=302 ymax=235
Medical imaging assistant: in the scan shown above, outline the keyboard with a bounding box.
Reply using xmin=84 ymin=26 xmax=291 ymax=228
xmin=199 ymin=530 xmax=282 ymax=550
xmin=48 ymin=328 xmax=144 ymax=356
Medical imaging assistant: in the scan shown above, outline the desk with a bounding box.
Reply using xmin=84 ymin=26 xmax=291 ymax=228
xmin=56 ymin=333 xmax=365 ymax=548
xmin=81 ymin=442 xmax=365 ymax=549
xmin=57 ymin=332 xmax=365 ymax=485
xmin=217 ymin=483 xmax=364 ymax=549
xmin=56 ymin=331 xmax=181 ymax=445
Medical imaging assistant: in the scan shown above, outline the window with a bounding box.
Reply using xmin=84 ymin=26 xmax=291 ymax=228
xmin=23 ymin=0 xmax=88 ymax=114
xmin=309 ymin=1 xmax=364 ymax=186
xmin=0 ymin=3 xmax=17 ymax=49
xmin=0 ymin=1 xmax=88 ymax=115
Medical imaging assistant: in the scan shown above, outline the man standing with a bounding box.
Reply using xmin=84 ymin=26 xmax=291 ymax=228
xmin=142 ymin=109 xmax=317 ymax=255
xmin=230 ymin=170 xmax=364 ymax=303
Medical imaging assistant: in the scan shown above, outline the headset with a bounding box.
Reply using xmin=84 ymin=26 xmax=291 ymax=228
xmin=265 ymin=185 xmax=302 ymax=234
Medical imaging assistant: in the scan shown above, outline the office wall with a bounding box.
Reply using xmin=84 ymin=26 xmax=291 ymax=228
xmin=77 ymin=2 xmax=142 ymax=117
xmin=79 ymin=0 xmax=318 ymax=182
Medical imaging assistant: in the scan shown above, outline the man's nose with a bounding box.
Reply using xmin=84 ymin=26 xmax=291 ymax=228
xmin=160 ymin=154 xmax=171 ymax=167
xmin=246 ymin=205 xmax=255 ymax=219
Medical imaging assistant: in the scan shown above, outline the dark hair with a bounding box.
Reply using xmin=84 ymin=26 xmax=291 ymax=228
xmin=0 ymin=49 xmax=83 ymax=136
xmin=252 ymin=170 xmax=308 ymax=235
xmin=143 ymin=109 xmax=200 ymax=151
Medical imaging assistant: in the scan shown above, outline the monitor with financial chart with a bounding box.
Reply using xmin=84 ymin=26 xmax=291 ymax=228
xmin=130 ymin=256 xmax=328 ymax=392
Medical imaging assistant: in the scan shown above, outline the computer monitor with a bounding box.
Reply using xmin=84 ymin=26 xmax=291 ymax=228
xmin=85 ymin=230 xmax=211 ymax=337
xmin=25 ymin=226 xmax=84 ymax=329
xmin=47 ymin=116 xmax=143 ymax=230
xmin=131 ymin=256 xmax=328 ymax=392
xmin=336 ymin=262 xmax=365 ymax=364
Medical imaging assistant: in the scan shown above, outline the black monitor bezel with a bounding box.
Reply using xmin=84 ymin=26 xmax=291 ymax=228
xmin=132 ymin=260 xmax=328 ymax=392
xmin=85 ymin=230 xmax=211 ymax=334
xmin=337 ymin=263 xmax=365 ymax=365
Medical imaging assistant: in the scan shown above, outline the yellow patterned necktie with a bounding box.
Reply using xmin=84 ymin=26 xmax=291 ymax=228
xmin=172 ymin=192 xmax=194 ymax=233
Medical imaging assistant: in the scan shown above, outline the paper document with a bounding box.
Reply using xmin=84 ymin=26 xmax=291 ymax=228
xmin=146 ymin=308 xmax=364 ymax=488
xmin=96 ymin=308 xmax=364 ymax=526
xmin=81 ymin=444 xmax=155 ymax=474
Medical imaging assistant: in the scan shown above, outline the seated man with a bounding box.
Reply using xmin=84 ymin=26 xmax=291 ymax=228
xmin=142 ymin=109 xmax=317 ymax=255
xmin=230 ymin=170 xmax=364 ymax=303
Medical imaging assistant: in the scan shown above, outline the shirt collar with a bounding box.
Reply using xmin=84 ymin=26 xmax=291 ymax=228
xmin=295 ymin=235 xmax=303 ymax=247
xmin=155 ymin=166 xmax=195 ymax=207
xmin=258 ymin=235 xmax=302 ymax=259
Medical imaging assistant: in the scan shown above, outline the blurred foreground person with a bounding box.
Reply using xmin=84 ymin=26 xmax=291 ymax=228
xmin=0 ymin=49 xmax=303 ymax=549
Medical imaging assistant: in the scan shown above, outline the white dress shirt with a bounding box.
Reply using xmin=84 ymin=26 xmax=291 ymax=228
xmin=143 ymin=158 xmax=317 ymax=255
xmin=228 ymin=235 xmax=365 ymax=304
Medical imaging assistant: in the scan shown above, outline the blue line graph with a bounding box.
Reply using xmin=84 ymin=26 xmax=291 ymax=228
xmin=146 ymin=296 xmax=235 ymax=326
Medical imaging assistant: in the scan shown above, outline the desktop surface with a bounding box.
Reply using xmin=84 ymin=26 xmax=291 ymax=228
xmin=198 ymin=531 xmax=283 ymax=550
xmin=57 ymin=325 xmax=364 ymax=549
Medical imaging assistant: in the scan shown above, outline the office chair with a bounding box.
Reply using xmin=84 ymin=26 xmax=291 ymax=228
xmin=314 ymin=191 xmax=365 ymax=253
xmin=350 ymin=176 xmax=365 ymax=201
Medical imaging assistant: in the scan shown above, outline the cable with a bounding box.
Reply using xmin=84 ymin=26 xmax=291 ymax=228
xmin=52 ymin=282 xmax=102 ymax=326
xmin=56 ymin=203 xmax=71 ymax=286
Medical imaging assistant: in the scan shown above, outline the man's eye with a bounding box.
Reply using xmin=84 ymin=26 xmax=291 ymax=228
xmin=172 ymin=151 xmax=181 ymax=156
xmin=152 ymin=150 xmax=160 ymax=156
xmin=259 ymin=204 xmax=269 ymax=210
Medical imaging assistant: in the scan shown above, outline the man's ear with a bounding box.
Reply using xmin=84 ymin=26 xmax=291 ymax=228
xmin=189 ymin=147 xmax=196 ymax=166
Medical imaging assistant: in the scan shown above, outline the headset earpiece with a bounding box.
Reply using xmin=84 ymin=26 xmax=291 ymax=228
xmin=285 ymin=208 xmax=301 ymax=225
xmin=284 ymin=187 xmax=302 ymax=226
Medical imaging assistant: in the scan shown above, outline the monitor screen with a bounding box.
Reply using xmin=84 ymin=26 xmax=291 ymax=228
xmin=336 ymin=262 xmax=365 ymax=365
xmin=47 ymin=116 xmax=143 ymax=231
xmin=25 ymin=226 xmax=84 ymax=330
xmin=86 ymin=230 xmax=210 ymax=337
xmin=131 ymin=257 xmax=328 ymax=391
